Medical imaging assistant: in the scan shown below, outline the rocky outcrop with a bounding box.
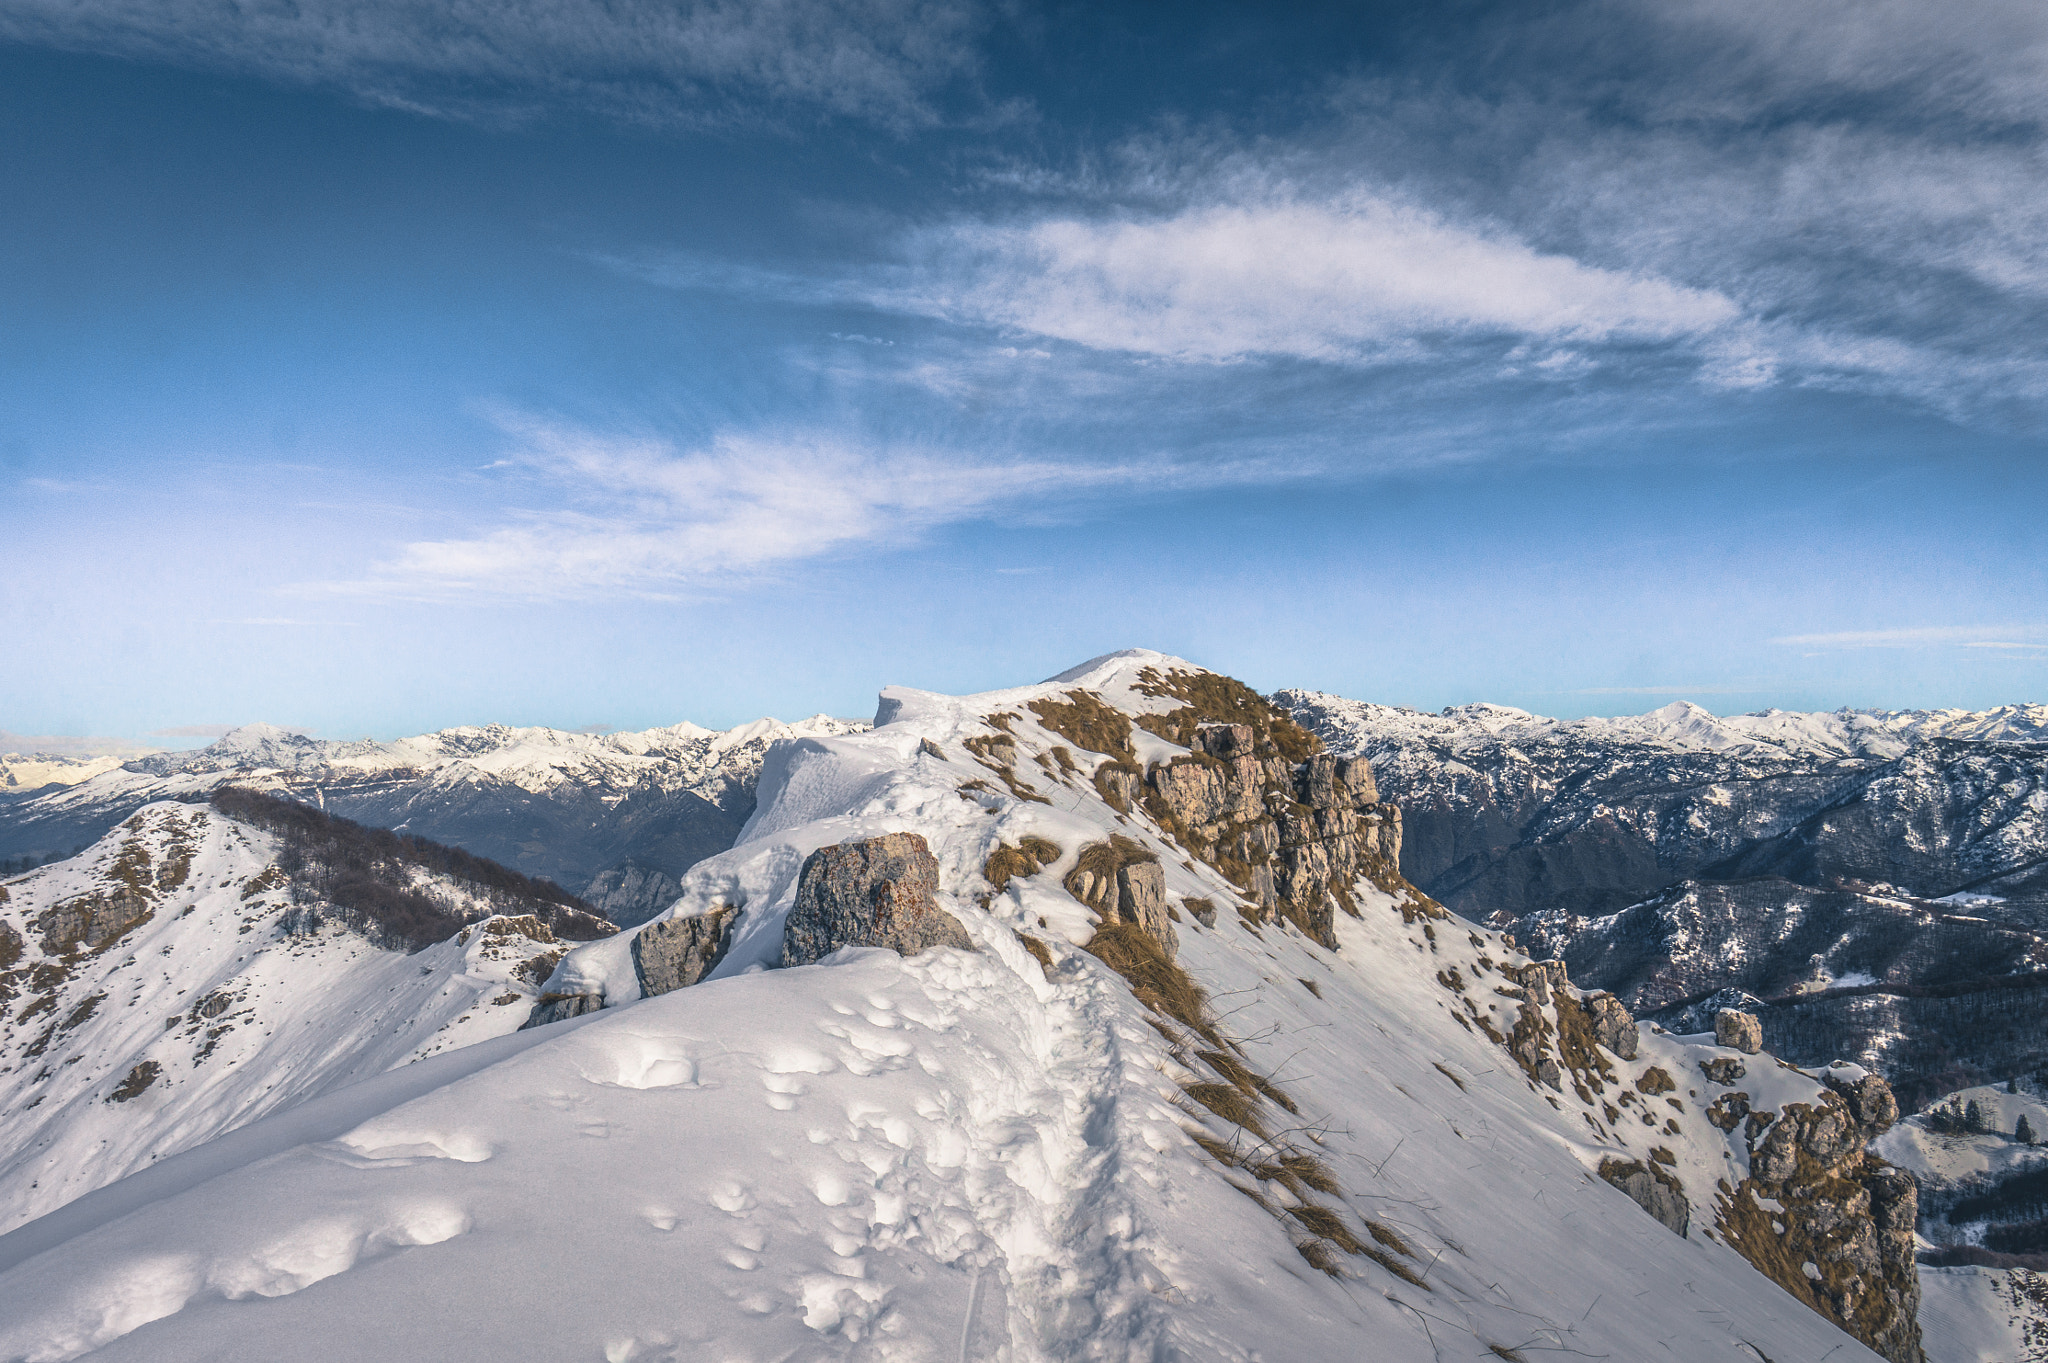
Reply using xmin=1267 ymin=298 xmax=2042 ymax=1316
xmin=1065 ymin=837 xmax=1177 ymax=959
xmin=632 ymin=904 xmax=738 ymax=995
xmin=521 ymin=991 xmax=604 ymax=1029
xmin=1716 ymin=1077 xmax=1923 ymax=1363
xmin=1583 ymin=991 xmax=1640 ymax=1060
xmin=781 ymin=833 xmax=974 ymax=967
xmin=1717 ymin=1008 xmax=1764 ymax=1054
xmin=1600 ymin=1158 xmax=1690 ymax=1235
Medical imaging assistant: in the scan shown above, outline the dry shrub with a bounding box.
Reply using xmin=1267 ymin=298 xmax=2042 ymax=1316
xmin=1253 ymin=1073 xmax=1300 ymax=1114
xmin=1488 ymin=1346 xmax=1529 ymax=1361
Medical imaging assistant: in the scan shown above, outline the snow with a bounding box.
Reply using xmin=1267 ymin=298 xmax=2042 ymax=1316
xmin=1920 ymin=1265 xmax=2048 ymax=1362
xmin=0 ymin=653 xmax=1896 ymax=1361
xmin=0 ymin=804 xmax=574 ymax=1233
xmin=1281 ymin=691 xmax=2048 ymax=765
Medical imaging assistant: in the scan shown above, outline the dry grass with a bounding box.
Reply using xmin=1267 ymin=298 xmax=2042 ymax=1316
xmin=1488 ymin=1345 xmax=1529 ymax=1361
xmin=1131 ymin=666 xmax=1322 ymax=762
xmin=1026 ymin=691 xmax=1136 ymax=762
xmin=1365 ymin=1220 xmax=1416 ymax=1258
xmin=1433 ymin=1061 xmax=1468 ymax=1092
xmin=1083 ymin=921 xmax=1224 ymax=1049
xmin=1013 ymin=932 xmax=1054 ymax=979
xmin=1280 ymin=1152 xmax=1341 ymax=1195
xmin=1363 ymin=1246 xmax=1432 ymax=1290
xmin=984 ymin=836 xmax=1063 ymax=893
xmin=1295 ymin=1239 xmax=1345 ymax=1278
xmin=1287 ymin=1204 xmax=1368 ymax=1255
xmin=1184 ymin=1082 xmax=1269 ymax=1138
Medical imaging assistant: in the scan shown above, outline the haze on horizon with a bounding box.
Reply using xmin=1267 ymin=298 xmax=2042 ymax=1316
xmin=3 ymin=0 xmax=2044 ymax=741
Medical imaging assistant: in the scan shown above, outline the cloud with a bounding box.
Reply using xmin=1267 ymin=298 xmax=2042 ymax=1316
xmin=149 ymin=724 xmax=237 ymax=738
xmin=1770 ymin=625 xmax=2046 ymax=649
xmin=305 ymin=418 xmax=1197 ymax=600
xmin=0 ymin=731 xmax=157 ymax=757
xmin=879 ymin=196 xmax=1741 ymax=364
xmin=0 ymin=0 xmax=983 ymax=129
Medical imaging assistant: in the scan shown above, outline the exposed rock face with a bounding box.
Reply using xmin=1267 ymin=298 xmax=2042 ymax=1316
xmin=631 ymin=904 xmax=738 ymax=996
xmin=1717 ymin=1008 xmax=1764 ymax=1054
xmin=1141 ymin=723 xmax=1407 ymax=949
xmin=1717 ymin=1076 xmax=1923 ymax=1363
xmin=1583 ymin=991 xmax=1640 ymax=1060
xmin=1600 ymin=1158 xmax=1690 ymax=1235
xmin=781 ymin=833 xmax=973 ymax=967
xmin=521 ymin=992 xmax=604 ymax=1029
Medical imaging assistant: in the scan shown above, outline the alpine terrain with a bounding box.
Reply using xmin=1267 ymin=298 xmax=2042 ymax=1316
xmin=0 ymin=716 xmax=865 ymax=927
xmin=0 ymin=653 xmax=1934 ymax=1362
xmin=1281 ymin=691 xmax=2048 ymax=1112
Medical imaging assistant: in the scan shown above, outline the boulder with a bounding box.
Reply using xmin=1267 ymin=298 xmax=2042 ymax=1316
xmin=1583 ymin=991 xmax=1640 ymax=1060
xmin=1715 ymin=1008 xmax=1764 ymax=1055
xmin=632 ymin=904 xmax=739 ymax=997
xmin=782 ymin=833 xmax=974 ymax=967
xmin=1116 ymin=861 xmax=1176 ymax=960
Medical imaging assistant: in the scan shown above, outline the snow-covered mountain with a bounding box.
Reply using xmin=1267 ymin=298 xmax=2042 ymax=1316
xmin=0 ymin=797 xmax=613 ymax=1234
xmin=0 ymin=715 xmax=866 ymax=925
xmin=0 ymin=652 xmax=1927 ymax=1362
xmin=1282 ymin=690 xmax=2048 ymax=1106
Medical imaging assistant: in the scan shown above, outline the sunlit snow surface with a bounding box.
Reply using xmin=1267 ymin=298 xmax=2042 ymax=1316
xmin=0 ymin=652 xmax=1884 ymax=1361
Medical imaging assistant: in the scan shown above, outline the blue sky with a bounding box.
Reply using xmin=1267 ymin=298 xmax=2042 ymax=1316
xmin=4 ymin=0 xmax=2045 ymax=744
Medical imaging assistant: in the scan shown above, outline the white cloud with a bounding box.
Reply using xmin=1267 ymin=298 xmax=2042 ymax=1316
xmin=306 ymin=418 xmax=1185 ymax=600
xmin=881 ymin=195 xmax=1741 ymax=364
xmin=0 ymin=0 xmax=982 ymax=128
xmin=1770 ymin=625 xmax=2046 ymax=649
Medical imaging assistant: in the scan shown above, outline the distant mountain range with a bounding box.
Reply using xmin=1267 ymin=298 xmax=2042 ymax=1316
xmin=0 ymin=715 xmax=866 ymax=925
xmin=1282 ymin=692 xmax=2048 ymax=1107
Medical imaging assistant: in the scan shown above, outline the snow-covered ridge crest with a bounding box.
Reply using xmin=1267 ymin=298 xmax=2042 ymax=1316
xmin=0 ymin=653 xmax=1917 ymax=1361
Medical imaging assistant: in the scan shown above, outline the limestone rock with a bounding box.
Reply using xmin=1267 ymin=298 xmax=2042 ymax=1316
xmin=1599 ymin=1158 xmax=1690 ymax=1236
xmin=1699 ymin=1056 xmax=1746 ymax=1085
xmin=1715 ymin=1008 xmax=1763 ymax=1054
xmin=1822 ymin=1065 xmax=1900 ymax=1135
xmin=521 ymin=992 xmax=604 ymax=1029
xmin=1583 ymin=991 xmax=1640 ymax=1060
xmin=632 ymin=904 xmax=739 ymax=997
xmin=1116 ymin=860 xmax=1176 ymax=960
xmin=782 ymin=833 xmax=974 ymax=967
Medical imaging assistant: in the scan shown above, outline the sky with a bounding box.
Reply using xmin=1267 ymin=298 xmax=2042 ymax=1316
xmin=3 ymin=0 xmax=2046 ymax=744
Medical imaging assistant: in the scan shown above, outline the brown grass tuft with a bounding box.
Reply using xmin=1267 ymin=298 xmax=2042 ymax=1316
xmin=1184 ymin=1082 xmax=1269 ymax=1137
xmin=1281 ymin=1152 xmax=1341 ymax=1195
xmin=1364 ymin=1220 xmax=1416 ymax=1258
xmin=1296 ymin=1239 xmax=1345 ymax=1277
xmin=1013 ymin=931 xmax=1054 ymax=979
xmin=1026 ymin=691 xmax=1137 ymax=763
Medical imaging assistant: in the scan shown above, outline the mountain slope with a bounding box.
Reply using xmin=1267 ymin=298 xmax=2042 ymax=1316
xmin=1282 ymin=690 xmax=2048 ymax=1104
xmin=0 ymin=715 xmax=866 ymax=924
xmin=0 ymin=798 xmax=612 ymax=1233
xmin=0 ymin=652 xmax=1914 ymax=1362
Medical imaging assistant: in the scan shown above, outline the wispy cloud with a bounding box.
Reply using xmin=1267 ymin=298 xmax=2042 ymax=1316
xmin=148 ymin=724 xmax=237 ymax=738
xmin=303 ymin=417 xmax=1217 ymax=600
xmin=0 ymin=0 xmax=984 ymax=130
xmin=1770 ymin=625 xmax=2047 ymax=649
xmin=886 ymin=196 xmax=1742 ymax=364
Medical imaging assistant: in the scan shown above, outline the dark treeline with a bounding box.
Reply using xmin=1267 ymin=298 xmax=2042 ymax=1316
xmin=211 ymin=788 xmax=614 ymax=951
xmin=0 ymin=846 xmax=87 ymax=877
